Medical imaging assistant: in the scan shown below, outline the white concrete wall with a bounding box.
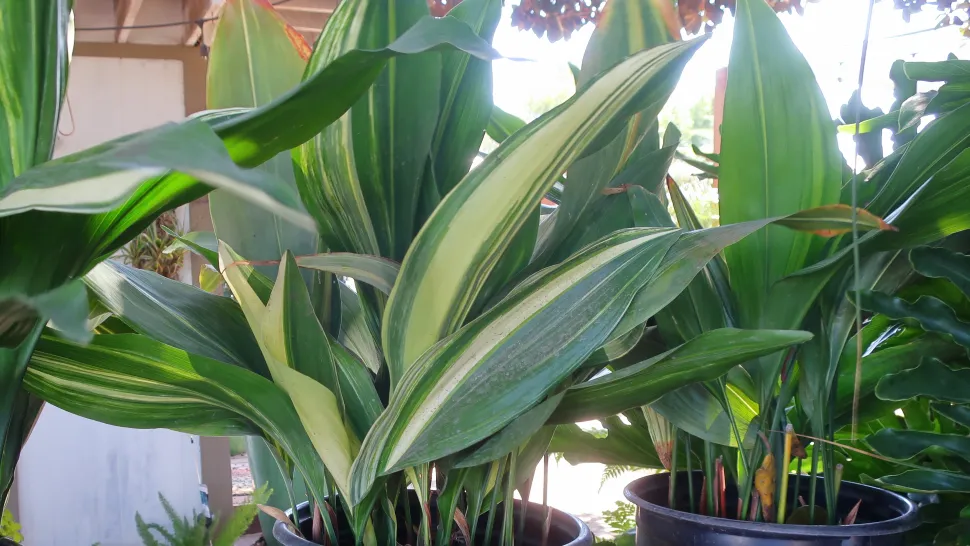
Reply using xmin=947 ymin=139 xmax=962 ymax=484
xmin=15 ymin=55 xmax=202 ymax=546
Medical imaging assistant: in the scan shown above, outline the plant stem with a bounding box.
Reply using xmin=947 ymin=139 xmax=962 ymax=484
xmin=541 ymin=453 xmax=551 ymax=546
xmin=502 ymin=452 xmax=516 ymax=546
xmin=484 ymin=456 xmax=508 ymax=546
xmin=402 ymin=480 xmax=415 ymax=546
xmin=669 ymin=427 xmax=679 ymax=509
xmin=777 ymin=424 xmax=793 ymax=523
xmin=793 ymin=457 xmax=802 ymax=516
xmin=809 ymin=445 xmax=820 ymax=525
xmin=685 ymin=433 xmax=695 ymax=514
xmin=704 ymin=441 xmax=715 ymax=517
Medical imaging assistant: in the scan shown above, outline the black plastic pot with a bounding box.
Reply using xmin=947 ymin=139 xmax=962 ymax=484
xmin=273 ymin=495 xmax=592 ymax=546
xmin=625 ymin=471 xmax=918 ymax=546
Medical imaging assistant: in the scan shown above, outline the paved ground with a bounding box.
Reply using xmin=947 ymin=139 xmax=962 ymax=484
xmin=230 ymin=454 xmax=650 ymax=543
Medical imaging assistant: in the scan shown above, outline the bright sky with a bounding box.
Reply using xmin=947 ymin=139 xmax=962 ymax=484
xmin=489 ymin=1 xmax=970 ymax=159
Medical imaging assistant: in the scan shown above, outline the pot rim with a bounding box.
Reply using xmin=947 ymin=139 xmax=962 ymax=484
xmin=274 ymin=499 xmax=593 ymax=546
xmin=624 ymin=472 xmax=919 ymax=538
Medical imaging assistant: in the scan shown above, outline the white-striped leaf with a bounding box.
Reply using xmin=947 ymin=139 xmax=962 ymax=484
xmin=295 ymin=254 xmax=400 ymax=295
xmin=23 ymin=334 xmax=333 ymax=507
xmin=381 ymin=38 xmax=707 ymax=386
xmin=349 ymin=227 xmax=682 ymax=504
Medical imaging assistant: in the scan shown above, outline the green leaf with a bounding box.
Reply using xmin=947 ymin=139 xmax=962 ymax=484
xmin=550 ymin=328 xmax=811 ymax=423
xmin=205 ymin=0 xmax=318 ymax=288
xmin=0 ymin=280 xmax=90 ymax=347
xmin=338 ymin=283 xmax=383 ymax=374
xmin=430 ymin=0 xmax=501 ymax=196
xmin=772 ymin=204 xmax=895 ymax=236
xmin=24 ymin=334 xmax=334 ymax=507
xmin=294 ymin=254 xmax=400 ymax=295
xmin=910 ymin=247 xmax=970 ymax=299
xmin=162 ymin=229 xmax=219 ymax=267
xmin=456 ymin=394 xmax=565 ymax=468
xmin=382 ymin=38 xmax=705 ymax=383
xmin=485 ymin=106 xmax=526 ymax=143
xmin=0 ymin=0 xmax=70 ymax=186
xmin=866 ymin=428 xmax=970 ymax=462
xmin=718 ymin=0 xmax=843 ymax=356
xmin=0 ymin=121 xmax=314 ymax=230
xmin=351 ymin=228 xmax=682 ymax=503
xmin=533 ymin=1 xmax=682 ymax=266
xmin=903 ymin=60 xmax=970 ymax=82
xmin=876 ymin=358 xmax=970 ymax=404
xmin=653 ymin=381 xmax=759 ymax=448
xmin=218 ymin=14 xmax=501 ymax=168
xmin=867 ymin=102 xmax=970 ymax=218
xmin=0 ymin=325 xmax=44 ymax=505
xmin=859 ymin=290 xmax=970 ymax=353
xmin=933 ymin=403 xmax=970 ymax=428
xmin=550 ymin=414 xmax=663 ymax=468
xmin=84 ymin=260 xmax=269 ymax=377
xmin=867 ymin=469 xmax=970 ymax=494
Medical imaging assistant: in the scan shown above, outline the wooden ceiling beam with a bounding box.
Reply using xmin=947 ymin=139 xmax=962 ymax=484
xmin=183 ymin=0 xmax=218 ymax=46
xmin=114 ymin=0 xmax=145 ymax=42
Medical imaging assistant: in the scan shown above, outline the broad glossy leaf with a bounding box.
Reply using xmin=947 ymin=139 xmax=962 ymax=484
xmin=84 ymin=260 xmax=268 ymax=376
xmin=351 ymin=228 xmax=681 ymax=503
xmin=382 ymin=38 xmax=705 ymax=383
xmin=718 ymin=0 xmax=843 ymax=333
xmin=0 ymin=121 xmax=313 ymax=229
xmin=456 ymin=394 xmax=564 ymax=468
xmin=295 ymin=254 xmax=399 ymax=295
xmin=550 ymin=328 xmax=810 ymax=423
xmin=218 ymin=14 xmax=501 ymax=168
xmin=24 ymin=334 xmax=334 ymax=506
xmin=867 ymin=469 xmax=970 ymax=494
xmin=859 ymin=290 xmax=970 ymax=352
xmin=910 ymin=247 xmax=970 ymax=298
xmin=876 ymin=358 xmax=970 ymax=403
xmin=866 ymin=428 xmax=970 ymax=462
xmin=933 ymin=403 xmax=970 ymax=429
xmin=430 ymin=0 xmax=501 ymax=196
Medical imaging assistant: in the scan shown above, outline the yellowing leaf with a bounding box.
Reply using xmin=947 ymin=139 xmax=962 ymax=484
xmin=755 ymin=452 xmax=776 ymax=521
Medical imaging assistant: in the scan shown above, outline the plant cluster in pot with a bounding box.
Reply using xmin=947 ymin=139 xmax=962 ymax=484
xmin=554 ymin=1 xmax=970 ymax=545
xmin=9 ymin=1 xmax=902 ymax=546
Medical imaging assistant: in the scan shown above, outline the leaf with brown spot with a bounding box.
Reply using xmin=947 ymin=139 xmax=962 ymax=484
xmin=258 ymin=504 xmax=302 ymax=537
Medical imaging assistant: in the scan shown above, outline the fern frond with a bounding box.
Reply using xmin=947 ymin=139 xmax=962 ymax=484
xmin=599 ymin=465 xmax=639 ymax=491
xmin=212 ymin=484 xmax=272 ymax=546
xmin=135 ymin=513 xmax=162 ymax=546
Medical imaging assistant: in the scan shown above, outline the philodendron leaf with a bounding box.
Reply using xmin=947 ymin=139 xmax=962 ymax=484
xmin=350 ymin=228 xmax=682 ymax=504
xmin=867 ymin=428 xmax=970 ymax=463
xmin=859 ymin=290 xmax=970 ymax=352
xmin=24 ymin=334 xmax=334 ymax=508
xmin=653 ymin=380 xmax=759 ymax=448
xmin=865 ymin=469 xmax=970 ymax=494
xmin=381 ymin=37 xmax=706 ymax=386
xmin=910 ymin=247 xmax=970 ymax=299
xmin=549 ymin=328 xmax=811 ymax=424
xmin=0 ymin=121 xmax=313 ymax=229
xmin=932 ymin=403 xmax=970 ymax=428
xmin=876 ymin=358 xmax=970 ymax=403
xmin=485 ymin=106 xmax=526 ymax=143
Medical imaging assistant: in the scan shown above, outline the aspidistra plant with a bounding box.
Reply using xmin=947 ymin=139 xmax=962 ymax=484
xmin=0 ymin=0 xmax=502 ymax=516
xmin=21 ymin=1 xmax=897 ymax=545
